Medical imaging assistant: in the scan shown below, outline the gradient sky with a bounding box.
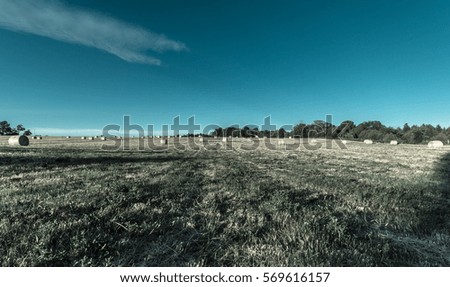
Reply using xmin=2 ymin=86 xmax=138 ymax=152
xmin=1 ymin=0 xmax=449 ymax=135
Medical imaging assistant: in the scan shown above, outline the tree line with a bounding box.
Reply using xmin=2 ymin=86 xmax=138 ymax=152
xmin=0 ymin=121 xmax=32 ymax=136
xmin=211 ymin=120 xmax=450 ymax=144
xmin=2 ymin=118 xmax=449 ymax=144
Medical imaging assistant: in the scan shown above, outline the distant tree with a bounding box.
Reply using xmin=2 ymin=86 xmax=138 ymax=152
xmin=333 ymin=120 xmax=355 ymax=138
xmin=16 ymin=124 xmax=25 ymax=132
xmin=0 ymin=121 xmax=12 ymax=135
xmin=292 ymin=123 xmax=308 ymax=138
xmin=403 ymin=129 xmax=424 ymax=144
xmin=0 ymin=121 xmax=30 ymax=136
xmin=213 ymin=127 xmax=223 ymax=137
xmin=278 ymin=128 xmax=286 ymax=138
xmin=403 ymin=123 xmax=411 ymax=132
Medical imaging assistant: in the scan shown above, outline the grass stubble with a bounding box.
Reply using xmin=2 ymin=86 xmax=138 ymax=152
xmin=0 ymin=137 xmax=449 ymax=266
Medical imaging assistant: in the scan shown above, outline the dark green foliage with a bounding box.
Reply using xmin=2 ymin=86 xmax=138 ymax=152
xmin=0 ymin=120 xmax=31 ymax=136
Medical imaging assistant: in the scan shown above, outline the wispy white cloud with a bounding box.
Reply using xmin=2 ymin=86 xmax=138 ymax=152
xmin=0 ymin=0 xmax=187 ymax=65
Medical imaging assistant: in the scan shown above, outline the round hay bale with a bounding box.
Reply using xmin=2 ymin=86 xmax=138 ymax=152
xmin=428 ymin=140 xmax=444 ymax=149
xmin=88 ymin=137 xmax=94 ymax=140
xmin=364 ymin=139 xmax=373 ymax=144
xmin=342 ymin=140 xmax=348 ymax=144
xmin=66 ymin=136 xmax=71 ymax=139
xmin=32 ymin=136 xmax=38 ymax=139
xmin=100 ymin=137 xmax=107 ymax=141
xmin=81 ymin=136 xmax=86 ymax=140
xmin=222 ymin=137 xmax=227 ymax=142
xmin=8 ymin=135 xmax=29 ymax=146
xmin=37 ymin=136 xmax=42 ymax=140
xmin=390 ymin=140 xmax=398 ymax=145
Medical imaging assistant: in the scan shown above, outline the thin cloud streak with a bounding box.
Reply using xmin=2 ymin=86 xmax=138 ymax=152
xmin=0 ymin=0 xmax=187 ymax=65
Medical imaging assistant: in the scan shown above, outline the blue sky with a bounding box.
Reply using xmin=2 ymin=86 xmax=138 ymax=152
xmin=1 ymin=0 xmax=449 ymax=135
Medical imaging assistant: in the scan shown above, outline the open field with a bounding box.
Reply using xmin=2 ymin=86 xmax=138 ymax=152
xmin=0 ymin=136 xmax=449 ymax=266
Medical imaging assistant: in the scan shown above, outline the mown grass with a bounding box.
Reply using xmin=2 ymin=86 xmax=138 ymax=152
xmin=0 ymin=138 xmax=449 ymax=266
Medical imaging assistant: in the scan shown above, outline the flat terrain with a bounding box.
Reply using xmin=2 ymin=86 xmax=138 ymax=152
xmin=0 ymin=136 xmax=449 ymax=266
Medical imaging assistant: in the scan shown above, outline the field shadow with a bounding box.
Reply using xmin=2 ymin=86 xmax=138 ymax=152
xmin=0 ymin=153 xmax=187 ymax=168
xmin=424 ymin=152 xmax=450 ymax=231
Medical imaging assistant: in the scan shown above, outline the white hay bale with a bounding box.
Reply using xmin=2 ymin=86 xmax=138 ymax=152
xmin=8 ymin=135 xmax=29 ymax=146
xmin=160 ymin=139 xmax=168 ymax=144
xmin=342 ymin=140 xmax=348 ymax=144
xmin=199 ymin=137 xmax=204 ymax=142
xmin=100 ymin=137 xmax=106 ymax=141
xmin=288 ymin=136 xmax=292 ymax=139
xmin=81 ymin=136 xmax=86 ymax=140
xmin=390 ymin=140 xmax=398 ymax=145
xmin=364 ymin=139 xmax=373 ymax=144
xmin=88 ymin=137 xmax=94 ymax=140
xmin=66 ymin=136 xmax=71 ymax=139
xmin=279 ymin=140 xmax=285 ymax=145
xmin=428 ymin=140 xmax=444 ymax=148
xmin=156 ymin=136 xmax=160 ymax=139
xmin=32 ymin=136 xmax=37 ymax=139
xmin=37 ymin=136 xmax=42 ymax=140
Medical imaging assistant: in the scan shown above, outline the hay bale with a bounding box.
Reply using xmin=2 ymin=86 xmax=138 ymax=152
xmin=222 ymin=137 xmax=227 ymax=142
xmin=8 ymin=135 xmax=29 ymax=146
xmin=66 ymin=136 xmax=71 ymax=139
xmin=88 ymin=137 xmax=94 ymax=140
xmin=279 ymin=140 xmax=285 ymax=145
xmin=364 ymin=139 xmax=373 ymax=144
xmin=428 ymin=140 xmax=444 ymax=148
xmin=37 ymin=136 xmax=42 ymax=140
xmin=390 ymin=140 xmax=398 ymax=145
xmin=199 ymin=137 xmax=204 ymax=142
xmin=81 ymin=136 xmax=86 ymax=140
xmin=32 ymin=136 xmax=37 ymax=139
xmin=100 ymin=137 xmax=106 ymax=141
xmin=342 ymin=140 xmax=348 ymax=144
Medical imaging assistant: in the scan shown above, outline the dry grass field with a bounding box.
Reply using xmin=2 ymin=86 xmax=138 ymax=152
xmin=0 ymin=136 xmax=449 ymax=266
